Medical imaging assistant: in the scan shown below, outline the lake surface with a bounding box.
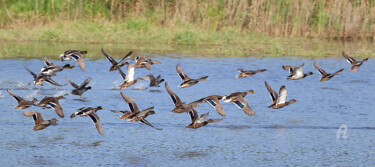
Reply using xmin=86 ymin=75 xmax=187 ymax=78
xmin=0 ymin=42 xmax=375 ymax=166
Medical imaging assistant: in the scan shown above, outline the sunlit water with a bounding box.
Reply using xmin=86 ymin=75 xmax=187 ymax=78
xmin=1 ymin=52 xmax=375 ymax=166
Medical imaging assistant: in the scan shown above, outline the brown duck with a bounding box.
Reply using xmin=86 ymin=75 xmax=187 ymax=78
xmin=70 ymin=106 xmax=104 ymax=136
xmin=37 ymin=96 xmax=65 ymax=118
xmin=7 ymin=88 xmax=38 ymax=109
xmin=118 ymin=64 xmax=143 ymax=89
xmin=265 ymin=81 xmax=297 ymax=109
xmin=102 ymin=48 xmax=132 ymax=72
xmin=282 ymin=63 xmax=313 ymax=80
xmin=191 ymin=95 xmax=226 ymax=116
xmin=236 ymin=68 xmax=266 ymax=78
xmin=185 ymin=110 xmax=222 ymax=129
xmin=222 ymin=90 xmax=256 ymax=116
xmin=165 ymin=82 xmax=199 ymax=113
xmin=342 ymin=51 xmax=368 ymax=72
xmin=111 ymin=92 xmax=161 ymax=130
xmin=313 ymin=62 xmax=344 ymax=82
xmin=135 ymin=56 xmax=161 ymax=70
xmin=176 ymin=64 xmax=208 ymax=88
xmin=59 ymin=49 xmax=87 ymax=71
xmin=23 ymin=111 xmax=58 ymax=131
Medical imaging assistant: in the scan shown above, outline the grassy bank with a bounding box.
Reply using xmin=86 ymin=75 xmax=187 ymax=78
xmin=0 ymin=19 xmax=374 ymax=58
xmin=0 ymin=0 xmax=374 ymax=58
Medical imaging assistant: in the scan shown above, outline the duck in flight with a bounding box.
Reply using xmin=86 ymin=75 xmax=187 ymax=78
xmin=23 ymin=111 xmax=58 ymax=131
xmin=313 ymin=62 xmax=344 ymax=82
xmin=191 ymin=95 xmax=226 ymax=117
xmin=70 ymin=106 xmax=104 ymax=136
xmin=7 ymin=88 xmax=38 ymax=109
xmin=185 ymin=110 xmax=222 ymax=129
xmin=59 ymin=49 xmax=87 ymax=71
xmin=176 ymin=64 xmax=208 ymax=88
xmin=118 ymin=63 xmax=144 ymax=89
xmin=37 ymin=96 xmax=65 ymax=118
xmin=222 ymin=90 xmax=256 ymax=116
xmin=65 ymin=77 xmax=92 ymax=98
xmin=264 ymin=81 xmax=297 ymax=109
xmin=102 ymin=48 xmax=133 ymax=72
xmin=236 ymin=68 xmax=266 ymax=78
xmin=342 ymin=51 xmax=368 ymax=72
xmin=39 ymin=57 xmax=74 ymax=75
xmin=282 ymin=63 xmax=313 ymax=80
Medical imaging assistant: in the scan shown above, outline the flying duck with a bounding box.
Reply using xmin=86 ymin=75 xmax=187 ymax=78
xmin=236 ymin=68 xmax=266 ymax=78
xmin=59 ymin=49 xmax=87 ymax=71
xmin=65 ymin=77 xmax=92 ymax=97
xmin=264 ymin=81 xmax=297 ymax=109
xmin=118 ymin=64 xmax=143 ymax=89
xmin=313 ymin=62 xmax=344 ymax=82
xmin=37 ymin=96 xmax=65 ymax=118
xmin=7 ymin=88 xmax=38 ymax=109
xmin=342 ymin=51 xmax=368 ymax=72
xmin=70 ymin=106 xmax=104 ymax=136
xmin=176 ymin=64 xmax=208 ymax=88
xmin=282 ymin=63 xmax=313 ymax=80
xmin=222 ymin=90 xmax=256 ymax=116
xmin=23 ymin=111 xmax=58 ymax=131
xmin=102 ymin=48 xmax=132 ymax=71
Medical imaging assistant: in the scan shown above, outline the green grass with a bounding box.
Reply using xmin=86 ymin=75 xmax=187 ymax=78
xmin=0 ymin=20 xmax=374 ymax=59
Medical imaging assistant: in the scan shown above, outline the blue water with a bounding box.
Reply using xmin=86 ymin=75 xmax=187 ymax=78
xmin=1 ymin=55 xmax=375 ymax=166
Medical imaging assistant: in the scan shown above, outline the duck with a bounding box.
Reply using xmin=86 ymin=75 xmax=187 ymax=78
xmin=185 ymin=111 xmax=223 ymax=129
xmin=65 ymin=77 xmax=92 ymax=97
xmin=134 ymin=56 xmax=161 ymax=70
xmin=342 ymin=51 xmax=368 ymax=72
xmin=118 ymin=63 xmax=143 ymax=89
xmin=23 ymin=111 xmax=58 ymax=131
xmin=222 ymin=90 xmax=256 ymax=116
xmin=112 ymin=92 xmax=161 ymax=130
xmin=176 ymin=64 xmax=208 ymax=88
xmin=264 ymin=81 xmax=297 ymax=109
xmin=313 ymin=62 xmax=344 ymax=82
xmin=143 ymin=74 xmax=164 ymax=87
xmin=25 ymin=67 xmax=64 ymax=87
xmin=59 ymin=49 xmax=87 ymax=71
xmin=37 ymin=96 xmax=65 ymax=118
xmin=7 ymin=88 xmax=38 ymax=109
xmin=236 ymin=68 xmax=266 ymax=78
xmin=282 ymin=63 xmax=313 ymax=80
xmin=70 ymin=106 xmax=104 ymax=136
xmin=191 ymin=95 xmax=225 ymax=116
xmin=102 ymin=48 xmax=132 ymax=72
xmin=39 ymin=57 xmax=75 ymax=75
xmin=165 ymin=82 xmax=199 ymax=114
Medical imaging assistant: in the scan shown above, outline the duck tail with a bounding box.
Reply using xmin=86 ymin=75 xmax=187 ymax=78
xmin=207 ymin=119 xmax=223 ymax=123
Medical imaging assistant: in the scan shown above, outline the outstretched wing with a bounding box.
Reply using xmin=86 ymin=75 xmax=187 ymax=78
xmin=43 ymin=57 xmax=55 ymax=67
xmin=120 ymin=92 xmax=140 ymax=114
xmin=282 ymin=65 xmax=297 ymax=74
xmin=265 ymin=81 xmax=278 ymax=105
xmin=164 ymin=82 xmax=182 ymax=106
xmin=65 ymin=77 xmax=79 ymax=88
xmin=313 ymin=62 xmax=327 ymax=76
xmin=276 ymin=86 xmax=287 ymax=105
xmin=342 ymin=51 xmax=357 ymax=65
xmin=176 ymin=64 xmax=190 ymax=81
xmin=196 ymin=112 xmax=209 ymax=124
xmin=232 ymin=96 xmax=255 ymax=116
xmin=140 ymin=118 xmax=162 ymax=130
xmin=25 ymin=67 xmax=37 ymax=78
xmin=102 ymin=48 xmax=117 ymax=66
xmin=295 ymin=63 xmax=304 ymax=76
xmin=88 ymin=112 xmax=104 ymax=136
xmin=48 ymin=100 xmax=64 ymax=118
xmin=118 ymin=69 xmax=127 ymax=80
xmin=6 ymin=88 xmax=23 ymax=102
xmin=23 ymin=111 xmax=44 ymax=125
xmin=79 ymin=77 xmax=92 ymax=88
xmin=118 ymin=50 xmax=133 ymax=65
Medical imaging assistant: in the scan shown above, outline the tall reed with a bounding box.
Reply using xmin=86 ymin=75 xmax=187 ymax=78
xmin=1 ymin=0 xmax=375 ymax=39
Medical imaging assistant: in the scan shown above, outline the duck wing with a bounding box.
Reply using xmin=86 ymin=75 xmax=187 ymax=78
xmin=79 ymin=77 xmax=92 ymax=88
xmin=282 ymin=65 xmax=297 ymax=74
xmin=65 ymin=77 xmax=79 ymax=88
xmin=294 ymin=63 xmax=304 ymax=76
xmin=232 ymin=96 xmax=255 ymax=116
xmin=118 ymin=68 xmax=127 ymax=80
xmin=265 ymin=81 xmax=278 ymax=105
xmin=70 ymin=53 xmax=85 ymax=71
xmin=165 ymin=82 xmax=183 ymax=106
xmin=88 ymin=112 xmax=104 ymax=136
xmin=176 ymin=64 xmax=190 ymax=81
xmin=276 ymin=86 xmax=287 ymax=105
xmin=118 ymin=51 xmax=133 ymax=65
xmin=187 ymin=108 xmax=198 ymax=124
xmin=43 ymin=57 xmax=55 ymax=67
xmin=101 ymin=48 xmax=117 ymax=66
xmin=45 ymin=78 xmax=64 ymax=86
xmin=313 ymin=62 xmax=328 ymax=76
xmin=195 ymin=112 xmax=209 ymax=124
xmin=49 ymin=100 xmax=64 ymax=118
xmin=25 ymin=67 xmax=37 ymax=79
xmin=120 ymin=92 xmax=140 ymax=114
xmin=24 ymin=111 xmax=44 ymax=125
xmin=6 ymin=89 xmax=23 ymax=102
xmin=140 ymin=118 xmax=162 ymax=130
xmin=342 ymin=51 xmax=357 ymax=65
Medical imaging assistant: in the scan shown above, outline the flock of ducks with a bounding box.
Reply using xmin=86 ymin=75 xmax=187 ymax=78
xmin=6 ymin=50 xmax=368 ymax=136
